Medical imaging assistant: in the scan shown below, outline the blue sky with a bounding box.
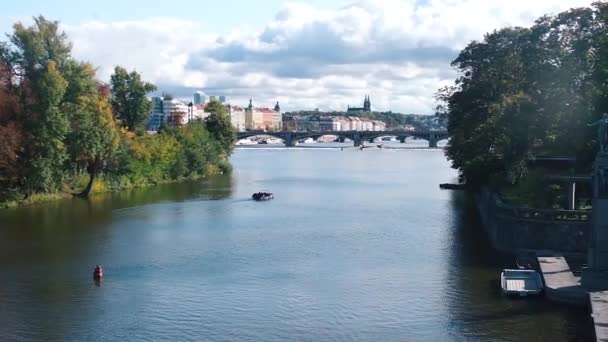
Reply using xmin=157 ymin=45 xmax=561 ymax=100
xmin=0 ymin=0 xmax=595 ymax=113
xmin=1 ymin=0 xmax=339 ymax=34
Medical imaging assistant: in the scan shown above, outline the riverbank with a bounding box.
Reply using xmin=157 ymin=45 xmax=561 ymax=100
xmin=0 ymin=162 xmax=231 ymax=209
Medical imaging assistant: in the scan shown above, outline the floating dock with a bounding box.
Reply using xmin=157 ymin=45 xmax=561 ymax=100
xmin=537 ymin=252 xmax=587 ymax=306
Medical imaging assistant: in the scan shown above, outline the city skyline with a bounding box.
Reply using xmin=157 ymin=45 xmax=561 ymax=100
xmin=1 ymin=0 xmax=594 ymax=113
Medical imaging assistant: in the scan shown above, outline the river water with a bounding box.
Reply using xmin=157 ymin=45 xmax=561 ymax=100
xmin=0 ymin=145 xmax=593 ymax=341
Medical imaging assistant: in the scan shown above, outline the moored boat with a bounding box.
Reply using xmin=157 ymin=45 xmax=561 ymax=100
xmin=500 ymin=269 xmax=543 ymax=297
xmin=252 ymin=192 xmax=274 ymax=201
xmin=439 ymin=183 xmax=466 ymax=190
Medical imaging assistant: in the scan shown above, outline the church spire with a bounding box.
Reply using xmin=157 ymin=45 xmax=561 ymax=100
xmin=274 ymin=101 xmax=280 ymax=112
xmin=248 ymin=98 xmax=253 ymax=111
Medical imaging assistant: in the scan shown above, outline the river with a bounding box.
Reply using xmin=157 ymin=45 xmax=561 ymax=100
xmin=0 ymin=146 xmax=593 ymax=341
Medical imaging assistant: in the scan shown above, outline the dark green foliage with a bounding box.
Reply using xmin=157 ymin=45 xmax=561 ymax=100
xmin=108 ymin=122 xmax=225 ymax=188
xmin=205 ymin=100 xmax=236 ymax=155
xmin=110 ymin=66 xmax=157 ymax=131
xmin=437 ymin=2 xmax=608 ymax=187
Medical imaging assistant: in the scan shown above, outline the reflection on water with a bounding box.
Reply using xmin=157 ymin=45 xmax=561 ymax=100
xmin=0 ymin=148 xmax=592 ymax=341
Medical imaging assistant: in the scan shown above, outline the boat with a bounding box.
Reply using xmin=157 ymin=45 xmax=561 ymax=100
xmin=500 ymin=269 xmax=544 ymax=297
xmin=298 ymin=137 xmax=316 ymax=144
xmin=93 ymin=265 xmax=104 ymax=279
xmin=252 ymin=192 xmax=274 ymax=201
xmin=266 ymin=138 xmax=283 ymax=144
xmin=381 ymin=136 xmax=396 ymax=142
xmin=236 ymin=138 xmax=258 ymax=145
xmin=439 ymin=183 xmax=466 ymax=190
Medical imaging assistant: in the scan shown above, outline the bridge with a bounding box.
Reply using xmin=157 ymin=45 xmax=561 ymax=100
xmin=237 ymin=130 xmax=449 ymax=148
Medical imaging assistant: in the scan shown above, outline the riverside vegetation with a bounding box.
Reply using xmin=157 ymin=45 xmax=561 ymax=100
xmin=436 ymin=2 xmax=608 ymax=208
xmin=0 ymin=17 xmax=236 ymax=207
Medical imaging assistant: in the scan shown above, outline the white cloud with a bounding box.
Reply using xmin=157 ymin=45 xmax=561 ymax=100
xmin=62 ymin=0 xmax=594 ymax=113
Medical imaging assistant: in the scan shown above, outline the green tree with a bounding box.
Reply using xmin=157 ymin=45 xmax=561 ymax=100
xmin=27 ymin=61 xmax=70 ymax=193
xmin=68 ymin=94 xmax=120 ymax=196
xmin=437 ymin=2 xmax=608 ymax=187
xmin=205 ymin=100 xmax=236 ymax=155
xmin=110 ymin=66 xmax=156 ymax=131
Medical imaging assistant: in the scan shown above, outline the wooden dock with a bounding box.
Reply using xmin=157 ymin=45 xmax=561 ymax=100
xmin=537 ymin=253 xmax=588 ymax=306
xmin=590 ymin=291 xmax=608 ymax=341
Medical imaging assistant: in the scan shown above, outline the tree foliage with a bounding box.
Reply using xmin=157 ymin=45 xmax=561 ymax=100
xmin=437 ymin=2 xmax=608 ymax=187
xmin=205 ymin=100 xmax=236 ymax=155
xmin=0 ymin=16 xmax=233 ymax=203
xmin=110 ymin=66 xmax=156 ymax=131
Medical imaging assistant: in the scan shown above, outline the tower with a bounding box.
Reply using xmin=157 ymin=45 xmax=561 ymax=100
xmin=248 ymin=99 xmax=253 ymax=111
xmin=193 ymin=91 xmax=205 ymax=105
xmin=364 ymin=95 xmax=371 ymax=112
xmin=274 ymin=101 xmax=280 ymax=112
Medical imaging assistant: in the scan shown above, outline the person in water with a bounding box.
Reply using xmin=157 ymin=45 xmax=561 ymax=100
xmin=94 ymin=264 xmax=103 ymax=278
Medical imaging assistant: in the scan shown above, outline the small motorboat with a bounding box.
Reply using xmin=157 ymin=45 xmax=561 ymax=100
xmin=93 ymin=265 xmax=104 ymax=279
xmin=252 ymin=192 xmax=274 ymax=201
xmin=500 ymin=269 xmax=543 ymax=297
xmin=439 ymin=183 xmax=466 ymax=190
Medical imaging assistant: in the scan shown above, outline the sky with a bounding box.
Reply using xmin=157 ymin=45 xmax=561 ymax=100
xmin=0 ymin=0 xmax=596 ymax=113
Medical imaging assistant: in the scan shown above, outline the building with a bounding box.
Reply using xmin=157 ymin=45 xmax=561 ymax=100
xmin=349 ymin=117 xmax=362 ymax=131
xmin=319 ymin=116 xmax=334 ymax=131
xmin=146 ymin=97 xmax=165 ymax=131
xmin=372 ymin=120 xmax=386 ymax=131
xmin=219 ymin=95 xmax=227 ymax=104
xmin=245 ymin=99 xmax=282 ymax=131
xmin=347 ymin=95 xmax=371 ymax=113
xmin=260 ymin=108 xmax=281 ymax=131
xmin=229 ymin=105 xmax=246 ymax=132
xmin=335 ymin=117 xmax=351 ymax=131
xmin=282 ymin=115 xmax=319 ymax=131
xmin=146 ymin=96 xmax=194 ymax=131
xmin=193 ymin=91 xmax=205 ymax=105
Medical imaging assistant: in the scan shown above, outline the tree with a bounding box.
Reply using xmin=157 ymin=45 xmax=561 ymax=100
xmin=0 ymin=60 xmax=23 ymax=184
xmin=205 ymin=100 xmax=236 ymax=155
xmin=437 ymin=3 xmax=608 ymax=187
xmin=110 ymin=66 xmax=156 ymax=131
xmin=26 ymin=61 xmax=69 ymax=193
xmin=167 ymin=108 xmax=185 ymax=127
xmin=0 ymin=16 xmax=74 ymax=194
xmin=68 ymin=94 xmax=120 ymax=197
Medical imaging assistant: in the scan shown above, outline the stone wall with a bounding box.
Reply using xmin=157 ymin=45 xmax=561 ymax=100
xmin=475 ymin=188 xmax=590 ymax=253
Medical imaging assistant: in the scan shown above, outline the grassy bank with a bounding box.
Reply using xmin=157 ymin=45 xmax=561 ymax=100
xmin=1 ymin=160 xmax=232 ymax=209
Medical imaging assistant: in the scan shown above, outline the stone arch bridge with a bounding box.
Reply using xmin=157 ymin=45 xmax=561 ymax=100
xmin=237 ymin=130 xmax=449 ymax=148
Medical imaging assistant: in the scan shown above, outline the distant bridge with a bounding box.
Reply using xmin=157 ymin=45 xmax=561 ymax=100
xmin=237 ymin=130 xmax=449 ymax=148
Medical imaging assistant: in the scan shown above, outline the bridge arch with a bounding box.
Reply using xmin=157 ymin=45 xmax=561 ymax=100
xmin=236 ymin=130 xmax=448 ymax=148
